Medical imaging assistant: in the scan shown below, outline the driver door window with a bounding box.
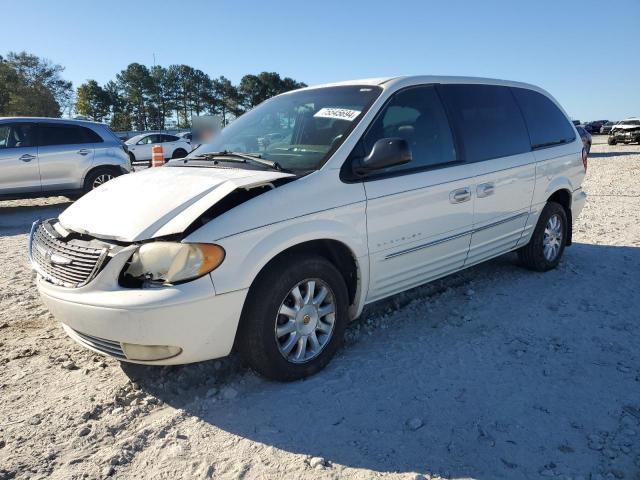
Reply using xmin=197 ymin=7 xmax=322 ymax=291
xmin=361 ymin=85 xmax=457 ymax=173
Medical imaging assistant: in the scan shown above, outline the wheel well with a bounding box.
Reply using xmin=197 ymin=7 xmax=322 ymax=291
xmin=83 ymin=165 xmax=122 ymax=185
xmin=172 ymin=148 xmax=187 ymax=158
xmin=548 ymin=189 xmax=573 ymax=245
xmin=257 ymin=239 xmax=359 ymax=307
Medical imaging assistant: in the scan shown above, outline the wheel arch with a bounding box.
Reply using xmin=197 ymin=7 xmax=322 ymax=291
xmin=171 ymin=147 xmax=188 ymax=159
xmin=230 ymin=236 xmax=364 ymax=355
xmin=82 ymin=164 xmax=123 ymax=186
xmin=546 ymin=188 xmax=573 ymax=245
xmin=250 ymin=238 xmax=362 ymax=315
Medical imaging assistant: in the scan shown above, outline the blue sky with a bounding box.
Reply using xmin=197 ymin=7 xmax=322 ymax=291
xmin=2 ymin=0 xmax=638 ymax=121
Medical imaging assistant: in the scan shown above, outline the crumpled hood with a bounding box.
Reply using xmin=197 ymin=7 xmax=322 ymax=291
xmin=59 ymin=166 xmax=294 ymax=242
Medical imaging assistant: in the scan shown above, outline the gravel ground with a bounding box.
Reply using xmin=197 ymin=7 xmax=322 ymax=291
xmin=1 ymin=136 xmax=639 ymax=480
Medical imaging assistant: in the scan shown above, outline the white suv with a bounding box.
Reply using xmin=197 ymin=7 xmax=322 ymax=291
xmin=125 ymin=133 xmax=191 ymax=166
xmin=29 ymin=76 xmax=587 ymax=381
xmin=0 ymin=117 xmax=130 ymax=200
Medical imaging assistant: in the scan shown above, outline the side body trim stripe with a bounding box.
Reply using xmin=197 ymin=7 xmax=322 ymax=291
xmin=384 ymin=211 xmax=529 ymax=260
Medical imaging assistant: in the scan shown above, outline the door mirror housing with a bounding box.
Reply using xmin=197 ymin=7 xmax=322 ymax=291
xmin=353 ymin=138 xmax=411 ymax=174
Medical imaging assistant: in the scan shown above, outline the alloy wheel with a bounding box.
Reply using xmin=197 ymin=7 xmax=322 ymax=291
xmin=275 ymin=278 xmax=336 ymax=364
xmin=543 ymin=214 xmax=563 ymax=261
xmin=92 ymin=173 xmax=114 ymax=189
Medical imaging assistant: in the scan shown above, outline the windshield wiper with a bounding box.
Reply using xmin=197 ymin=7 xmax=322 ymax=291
xmin=193 ymin=151 xmax=285 ymax=171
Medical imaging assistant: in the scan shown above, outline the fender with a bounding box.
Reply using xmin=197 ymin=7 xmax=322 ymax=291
xmin=202 ymin=204 xmax=370 ymax=319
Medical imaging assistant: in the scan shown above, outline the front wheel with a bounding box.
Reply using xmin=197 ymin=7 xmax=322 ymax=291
xmin=608 ymin=136 xmax=617 ymax=145
xmin=518 ymin=201 xmax=567 ymax=272
xmin=238 ymin=254 xmax=349 ymax=381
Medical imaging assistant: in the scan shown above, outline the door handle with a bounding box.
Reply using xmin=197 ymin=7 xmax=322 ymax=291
xmin=19 ymin=154 xmax=36 ymax=162
xmin=449 ymin=187 xmax=471 ymax=204
xmin=477 ymin=182 xmax=495 ymax=198
xmin=77 ymin=149 xmax=91 ymax=156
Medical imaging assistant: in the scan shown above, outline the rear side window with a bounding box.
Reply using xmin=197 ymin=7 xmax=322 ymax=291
xmin=439 ymin=84 xmax=531 ymax=162
xmin=163 ymin=135 xmax=180 ymax=142
xmin=82 ymin=127 xmax=103 ymax=143
xmin=361 ymin=85 xmax=457 ymax=171
xmin=511 ymin=88 xmax=575 ymax=148
xmin=0 ymin=123 xmax=36 ymax=149
xmin=39 ymin=124 xmax=102 ymax=146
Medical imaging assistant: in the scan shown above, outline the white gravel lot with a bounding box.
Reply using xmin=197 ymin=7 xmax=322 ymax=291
xmin=1 ymin=136 xmax=639 ymax=480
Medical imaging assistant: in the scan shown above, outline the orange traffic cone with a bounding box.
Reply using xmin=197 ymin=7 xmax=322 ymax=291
xmin=151 ymin=145 xmax=164 ymax=167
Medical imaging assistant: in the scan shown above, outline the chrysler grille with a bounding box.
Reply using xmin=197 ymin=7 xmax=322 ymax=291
xmin=29 ymin=220 xmax=109 ymax=288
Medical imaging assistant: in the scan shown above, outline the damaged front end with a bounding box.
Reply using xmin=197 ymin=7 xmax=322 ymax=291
xmin=33 ymin=166 xmax=296 ymax=291
xmin=611 ymin=127 xmax=640 ymax=144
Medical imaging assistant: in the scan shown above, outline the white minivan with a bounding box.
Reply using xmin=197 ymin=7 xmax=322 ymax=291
xmin=29 ymin=76 xmax=587 ymax=381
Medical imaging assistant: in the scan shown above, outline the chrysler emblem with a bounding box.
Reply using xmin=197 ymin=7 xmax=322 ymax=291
xmin=47 ymin=251 xmax=73 ymax=266
xmin=36 ymin=244 xmax=72 ymax=266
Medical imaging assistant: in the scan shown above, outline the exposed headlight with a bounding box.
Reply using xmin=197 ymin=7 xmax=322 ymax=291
xmin=124 ymin=242 xmax=225 ymax=284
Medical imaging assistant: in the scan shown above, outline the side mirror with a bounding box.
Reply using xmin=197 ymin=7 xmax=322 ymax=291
xmin=353 ymin=138 xmax=411 ymax=174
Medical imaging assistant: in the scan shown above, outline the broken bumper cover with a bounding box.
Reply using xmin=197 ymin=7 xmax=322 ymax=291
xmin=37 ymin=274 xmax=248 ymax=365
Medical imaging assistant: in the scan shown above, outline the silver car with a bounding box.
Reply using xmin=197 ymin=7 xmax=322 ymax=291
xmin=0 ymin=117 xmax=131 ymax=200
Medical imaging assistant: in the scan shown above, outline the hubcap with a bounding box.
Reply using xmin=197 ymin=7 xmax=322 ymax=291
xmin=92 ymin=173 xmax=114 ymax=189
xmin=275 ymin=278 xmax=336 ymax=364
xmin=543 ymin=214 xmax=563 ymax=261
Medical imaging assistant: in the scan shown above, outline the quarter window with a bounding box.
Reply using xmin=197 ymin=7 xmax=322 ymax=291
xmin=511 ymin=87 xmax=575 ymax=149
xmin=0 ymin=124 xmax=36 ymax=149
xmin=439 ymin=84 xmax=531 ymax=162
xmin=361 ymin=85 xmax=457 ymax=172
xmin=82 ymin=128 xmax=103 ymax=143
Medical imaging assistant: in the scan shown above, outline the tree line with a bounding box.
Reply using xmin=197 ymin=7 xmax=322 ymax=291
xmin=0 ymin=52 xmax=73 ymax=117
xmin=0 ymin=51 xmax=307 ymax=131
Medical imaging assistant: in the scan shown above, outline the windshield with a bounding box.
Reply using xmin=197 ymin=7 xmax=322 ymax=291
xmin=191 ymin=85 xmax=382 ymax=171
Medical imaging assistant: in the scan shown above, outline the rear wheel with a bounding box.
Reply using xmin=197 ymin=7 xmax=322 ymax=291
xmin=518 ymin=201 xmax=567 ymax=272
xmin=84 ymin=168 xmax=119 ymax=194
xmin=238 ymin=254 xmax=349 ymax=381
xmin=171 ymin=148 xmax=188 ymax=159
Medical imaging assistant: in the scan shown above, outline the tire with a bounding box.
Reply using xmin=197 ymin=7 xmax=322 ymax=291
xmin=518 ymin=201 xmax=567 ymax=272
xmin=84 ymin=167 xmax=120 ymax=194
xmin=171 ymin=148 xmax=187 ymax=159
xmin=608 ymin=136 xmax=617 ymax=145
xmin=238 ymin=254 xmax=349 ymax=381
xmin=128 ymin=152 xmax=136 ymax=164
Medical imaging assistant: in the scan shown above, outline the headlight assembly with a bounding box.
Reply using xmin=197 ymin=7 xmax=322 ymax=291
xmin=124 ymin=242 xmax=225 ymax=285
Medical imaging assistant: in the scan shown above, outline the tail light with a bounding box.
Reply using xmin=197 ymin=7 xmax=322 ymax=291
xmin=581 ymin=147 xmax=588 ymax=172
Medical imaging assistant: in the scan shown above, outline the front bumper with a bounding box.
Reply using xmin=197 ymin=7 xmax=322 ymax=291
xmin=37 ymin=274 xmax=248 ymax=365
